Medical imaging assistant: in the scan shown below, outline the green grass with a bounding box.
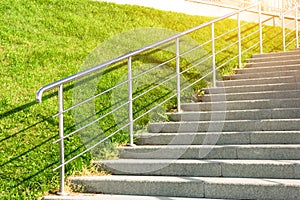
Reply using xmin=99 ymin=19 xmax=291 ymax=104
xmin=0 ymin=0 xmax=293 ymax=198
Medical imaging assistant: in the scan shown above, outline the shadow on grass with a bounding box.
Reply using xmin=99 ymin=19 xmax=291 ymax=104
xmin=0 ymin=87 xmax=91 ymax=196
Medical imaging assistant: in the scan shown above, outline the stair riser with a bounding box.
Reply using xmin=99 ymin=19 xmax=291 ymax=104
xmin=170 ymin=109 xmax=300 ymax=121
xmin=205 ymin=180 xmax=300 ymax=200
xmin=44 ymin=195 xmax=212 ymax=200
xmin=148 ymin=120 xmax=300 ymax=133
xmin=252 ymin=51 xmax=300 ymax=58
xmin=245 ymin=60 xmax=300 ymax=68
xmin=69 ymin=178 xmax=205 ymax=198
xmin=246 ymin=55 xmax=300 ymax=63
xmin=204 ymin=83 xmax=300 ymax=94
xmin=119 ymin=146 xmax=300 ymax=160
xmin=181 ymin=99 xmax=300 ymax=111
xmin=69 ymin=177 xmax=300 ymax=200
xmin=201 ymin=90 xmax=300 ymax=102
xmin=237 ymin=65 xmax=300 ymax=74
xmin=97 ymin=161 xmax=300 ymax=179
xmin=223 ymin=70 xmax=300 ymax=80
xmin=136 ymin=132 xmax=300 ymax=145
xmin=217 ymin=76 xmax=299 ymax=87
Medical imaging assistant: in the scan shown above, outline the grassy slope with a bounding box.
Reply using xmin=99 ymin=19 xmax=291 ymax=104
xmin=0 ymin=0 xmax=285 ymax=199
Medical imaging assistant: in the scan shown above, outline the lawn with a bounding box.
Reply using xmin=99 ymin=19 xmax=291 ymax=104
xmin=0 ymin=0 xmax=286 ymax=199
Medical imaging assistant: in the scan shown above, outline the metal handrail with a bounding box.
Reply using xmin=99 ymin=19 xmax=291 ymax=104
xmin=35 ymin=1 xmax=300 ymax=195
xmin=194 ymin=0 xmax=297 ymax=14
xmin=36 ymin=4 xmax=258 ymax=103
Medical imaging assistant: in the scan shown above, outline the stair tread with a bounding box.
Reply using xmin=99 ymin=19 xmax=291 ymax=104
xmin=70 ymin=175 xmax=300 ymax=185
xmin=119 ymin=144 xmax=300 ymax=148
xmin=245 ymin=60 xmax=300 ymax=66
xmin=252 ymin=50 xmax=300 ymax=58
xmin=136 ymin=130 xmax=300 ymax=135
xmin=97 ymin=159 xmax=300 ymax=165
xmin=242 ymin=63 xmax=300 ymax=70
xmin=219 ymin=75 xmax=299 ymax=81
xmin=169 ymin=107 xmax=300 ymax=114
xmin=222 ymin=69 xmax=300 ymax=79
xmin=150 ymin=118 xmax=300 ymax=123
xmin=44 ymin=194 xmax=219 ymax=200
xmin=204 ymin=88 xmax=300 ymax=95
xmin=247 ymin=54 xmax=300 ymax=61
xmin=205 ymin=82 xmax=300 ymax=90
xmin=181 ymin=97 xmax=300 ymax=106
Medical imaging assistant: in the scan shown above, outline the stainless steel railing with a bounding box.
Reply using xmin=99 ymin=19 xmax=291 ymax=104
xmin=282 ymin=3 xmax=300 ymax=51
xmin=198 ymin=0 xmax=298 ymax=13
xmin=35 ymin=2 xmax=299 ymax=195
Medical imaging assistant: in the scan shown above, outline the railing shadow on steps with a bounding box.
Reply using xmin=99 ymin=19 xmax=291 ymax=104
xmin=35 ymin=1 xmax=300 ymax=195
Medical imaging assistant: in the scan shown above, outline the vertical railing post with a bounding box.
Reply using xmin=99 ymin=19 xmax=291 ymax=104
xmin=282 ymin=12 xmax=286 ymax=52
xmin=58 ymin=85 xmax=66 ymax=195
xmin=176 ymin=38 xmax=181 ymax=113
xmin=211 ymin=23 xmax=216 ymax=88
xmin=258 ymin=1 xmax=263 ymax=54
xmin=295 ymin=2 xmax=299 ymax=48
xmin=127 ymin=57 xmax=134 ymax=146
xmin=238 ymin=13 xmax=242 ymax=69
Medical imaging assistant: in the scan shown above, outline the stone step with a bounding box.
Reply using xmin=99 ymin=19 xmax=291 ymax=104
xmin=204 ymin=82 xmax=300 ymax=94
xmin=200 ymin=89 xmax=300 ymax=102
xmin=217 ymin=76 xmax=300 ymax=87
xmin=44 ymin=194 xmax=220 ymax=200
xmin=246 ymin=53 xmax=300 ymax=63
xmin=222 ymin=69 xmax=300 ymax=80
xmin=181 ymin=98 xmax=300 ymax=111
xmin=169 ymin=108 xmax=300 ymax=121
xmin=118 ymin=144 xmax=300 ymax=159
xmin=252 ymin=50 xmax=300 ymax=58
xmin=245 ymin=59 xmax=300 ymax=68
xmin=135 ymin=131 xmax=300 ymax=145
xmin=68 ymin=176 xmax=300 ymax=199
xmin=148 ymin=119 xmax=300 ymax=133
xmin=238 ymin=64 xmax=300 ymax=74
xmin=95 ymin=159 xmax=300 ymax=179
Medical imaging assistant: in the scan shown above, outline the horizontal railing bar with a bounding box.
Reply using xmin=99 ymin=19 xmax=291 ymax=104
xmin=216 ymin=54 xmax=239 ymax=70
xmin=179 ymin=40 xmax=212 ymax=58
xmin=215 ymin=40 xmax=238 ymax=56
xmin=36 ymin=3 xmax=259 ymax=103
xmin=52 ymin=79 xmax=129 ymax=118
xmin=261 ymin=15 xmax=277 ymax=24
xmin=285 ymin=29 xmax=295 ymax=37
xmin=132 ymin=57 xmax=177 ymax=80
xmin=132 ymin=72 xmax=178 ymax=101
xmin=241 ymin=28 xmax=260 ymax=41
xmin=242 ymin=40 xmax=260 ymax=54
xmin=215 ymin=27 xmax=239 ymax=41
xmin=53 ymin=122 xmax=130 ymax=171
xmin=282 ymin=7 xmax=296 ymax=15
xmin=286 ymin=38 xmax=296 ymax=47
xmin=285 ymin=19 xmax=295 ymax=27
xmin=240 ymin=22 xmax=250 ymax=29
xmin=180 ymin=55 xmax=213 ymax=75
xmin=181 ymin=70 xmax=213 ymax=92
xmin=133 ymin=92 xmax=177 ymax=122
xmin=53 ymin=100 xmax=130 ymax=143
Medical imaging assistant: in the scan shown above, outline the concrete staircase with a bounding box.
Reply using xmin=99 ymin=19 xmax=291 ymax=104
xmin=46 ymin=50 xmax=300 ymax=199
